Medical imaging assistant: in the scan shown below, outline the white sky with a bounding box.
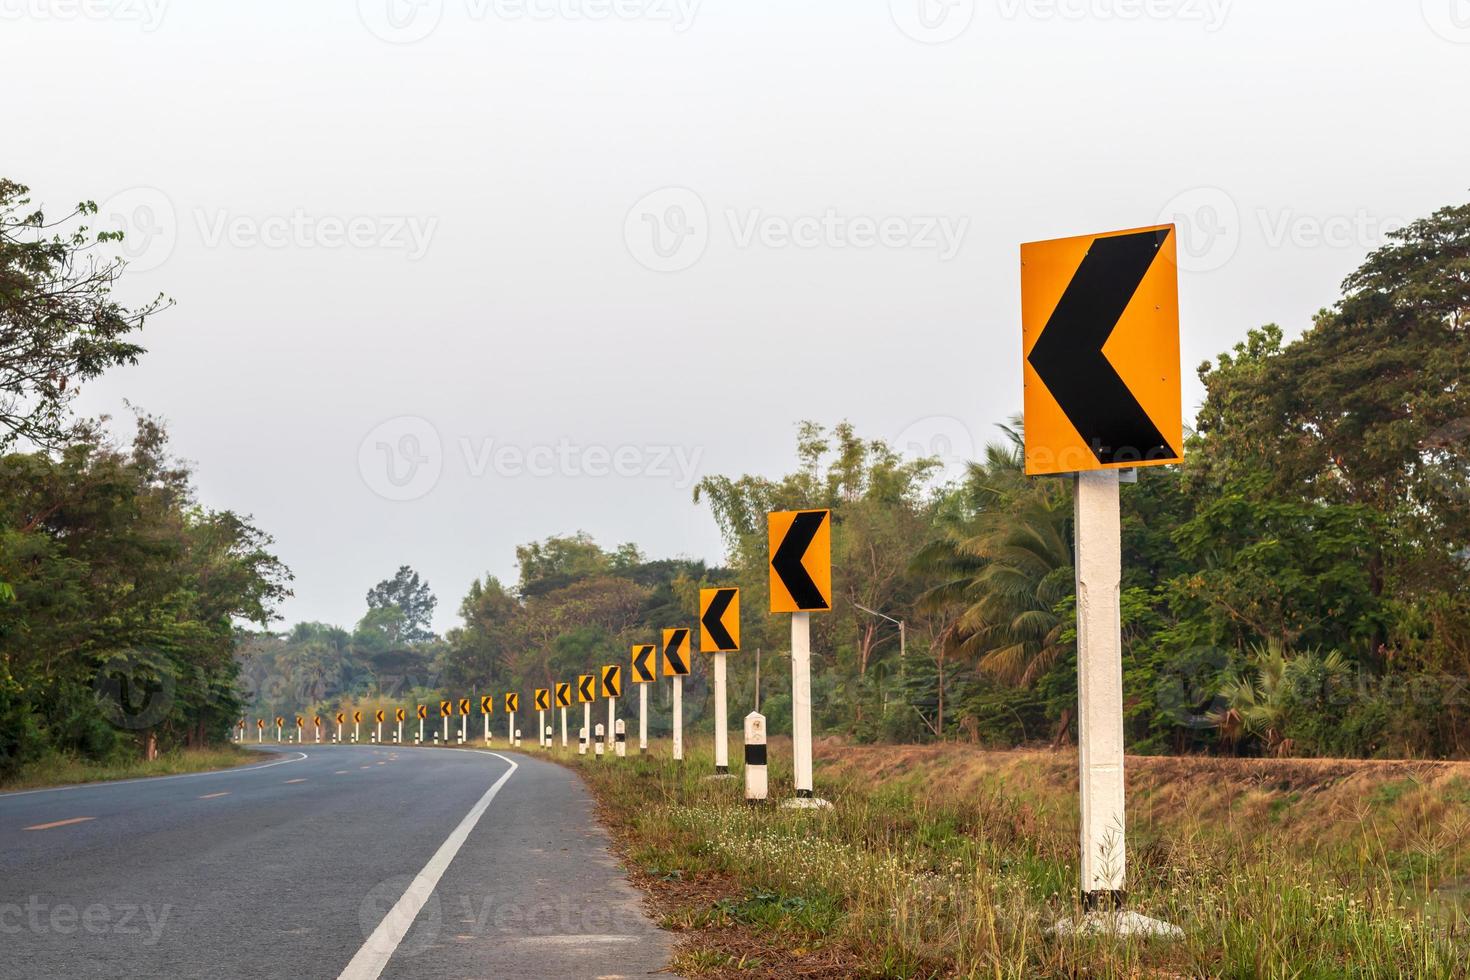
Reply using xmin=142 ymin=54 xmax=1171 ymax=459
xmin=7 ymin=0 xmax=1468 ymax=633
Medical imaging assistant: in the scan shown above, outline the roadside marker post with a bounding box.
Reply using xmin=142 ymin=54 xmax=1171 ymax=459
xmin=354 ymin=710 xmax=362 ymax=742
xmin=296 ymin=716 xmax=304 ymax=743
xmin=601 ymin=665 xmax=622 ymax=750
xmin=396 ymin=707 xmax=405 ymax=743
xmin=515 ymin=728 xmax=522 ymax=747
xmin=459 ymin=698 xmax=471 ymax=741
xmin=662 ymin=629 xmax=691 ymax=762
xmin=615 ymin=719 xmax=626 ymax=757
xmin=744 ymin=712 xmax=768 ymax=804
xmin=593 ymin=723 xmax=605 ymax=757
xmin=535 ymin=689 xmax=550 ymax=747
xmin=314 ymin=717 xmax=322 ymax=744
xmin=481 ymin=695 xmax=494 ymax=744
xmin=579 ymin=726 xmax=588 ymax=755
xmin=769 ymin=509 xmax=833 ymax=808
xmin=417 ymin=704 xmax=427 ymax=743
xmin=579 ymin=674 xmax=594 ymax=753
xmin=630 ymin=644 xmax=656 ymax=755
xmin=700 ymin=588 xmax=741 ymax=777
xmin=336 ymin=712 xmax=344 ymax=743
xmin=505 ymin=693 xmax=519 ymax=745
xmin=556 ymin=683 xmax=572 ymax=747
xmin=276 ymin=717 xmax=284 ymax=743
xmin=374 ymin=709 xmax=383 ymax=743
xmin=256 ymin=719 xmax=264 ymax=743
xmin=439 ymin=700 xmax=452 ymax=743
xmin=545 ymin=724 xmax=553 ymax=747
xmin=1020 ymin=224 xmax=1184 ymax=937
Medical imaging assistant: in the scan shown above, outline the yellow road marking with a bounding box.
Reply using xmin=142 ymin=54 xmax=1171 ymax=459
xmin=197 ymin=792 xmax=230 ymax=800
xmin=23 ymin=817 xmax=95 ymax=831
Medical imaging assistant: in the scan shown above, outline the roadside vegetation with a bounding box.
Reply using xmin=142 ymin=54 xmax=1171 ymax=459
xmin=0 ymin=744 xmax=259 ymax=792
xmin=542 ymin=739 xmax=1470 ymax=978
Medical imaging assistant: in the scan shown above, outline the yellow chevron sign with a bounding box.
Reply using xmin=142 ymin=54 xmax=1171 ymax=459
xmin=534 ymin=689 xmax=550 ymax=711
xmin=505 ymin=693 xmax=519 ymax=713
xmin=578 ymin=675 xmax=596 ymax=703
xmin=555 ymin=683 xmax=572 ymax=708
xmin=601 ymin=664 xmax=623 ymax=699
xmin=481 ymin=695 xmax=494 ymax=714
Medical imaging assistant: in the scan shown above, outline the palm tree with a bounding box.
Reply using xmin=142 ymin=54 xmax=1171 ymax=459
xmin=912 ymin=420 xmax=1075 ymax=688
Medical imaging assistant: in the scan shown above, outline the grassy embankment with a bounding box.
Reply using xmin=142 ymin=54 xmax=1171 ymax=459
xmin=0 ymin=745 xmax=262 ymax=792
xmin=522 ymin=737 xmax=1470 ymax=978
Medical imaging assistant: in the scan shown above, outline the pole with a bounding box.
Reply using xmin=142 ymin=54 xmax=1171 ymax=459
xmin=792 ymin=612 xmax=814 ymax=797
xmin=538 ymin=709 xmax=545 ymax=747
xmin=277 ymin=724 xmax=282 ymax=742
xmin=417 ymin=717 xmax=423 ymax=743
xmin=713 ymin=652 xmax=729 ymax=774
xmin=754 ymin=647 xmax=761 ymax=712
xmin=336 ymin=721 xmax=342 ymax=743
xmin=607 ymin=698 xmax=615 ymax=749
xmin=375 ymin=720 xmax=381 ymax=742
xmin=744 ymin=711 xmax=768 ymax=803
xmin=561 ymin=706 xmax=568 ymax=748
xmin=638 ymin=684 xmax=648 ymax=755
xmin=508 ymin=711 xmax=515 ymax=744
xmin=583 ymin=702 xmax=591 ymax=750
xmin=672 ymin=675 xmax=683 ymax=762
xmin=484 ymin=713 xmax=490 ymax=744
xmin=1074 ymin=470 xmax=1127 ymax=906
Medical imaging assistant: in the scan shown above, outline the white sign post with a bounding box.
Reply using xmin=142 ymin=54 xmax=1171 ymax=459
xmin=638 ymin=682 xmax=648 ymax=755
xmin=713 ymin=652 xmax=729 ymax=775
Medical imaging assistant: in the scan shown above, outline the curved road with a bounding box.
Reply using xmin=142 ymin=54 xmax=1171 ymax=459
xmin=0 ymin=746 xmax=673 ymax=980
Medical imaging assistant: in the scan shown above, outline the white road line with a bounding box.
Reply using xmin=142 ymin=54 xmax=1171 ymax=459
xmin=0 ymin=752 xmax=310 ymax=800
xmin=337 ymin=752 xmax=519 ymax=980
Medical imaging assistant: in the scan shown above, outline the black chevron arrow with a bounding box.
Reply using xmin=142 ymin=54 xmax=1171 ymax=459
xmin=632 ymin=644 xmax=655 ymax=680
xmin=536 ymin=691 xmax=548 ymax=710
xmin=664 ymin=629 xmax=690 ymax=675
xmin=772 ymin=511 xmax=830 ymax=610
xmin=1027 ymin=228 xmax=1177 ymax=465
xmin=579 ymin=676 xmax=593 ymax=700
xmin=701 ymin=589 xmax=737 ymax=650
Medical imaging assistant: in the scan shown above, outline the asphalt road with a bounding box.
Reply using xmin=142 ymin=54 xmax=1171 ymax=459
xmin=0 ymin=746 xmax=674 ymax=980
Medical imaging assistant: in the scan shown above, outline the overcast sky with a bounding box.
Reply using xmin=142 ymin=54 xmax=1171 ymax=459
xmin=8 ymin=0 xmax=1468 ymax=633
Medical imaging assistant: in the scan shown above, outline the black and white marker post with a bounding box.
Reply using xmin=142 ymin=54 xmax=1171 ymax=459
xmin=744 ymin=711 xmax=767 ymax=803
xmin=615 ymin=719 xmax=626 ymax=757
xmin=578 ymin=725 xmax=587 ymax=755
xmin=594 ymin=723 xmax=604 ymax=757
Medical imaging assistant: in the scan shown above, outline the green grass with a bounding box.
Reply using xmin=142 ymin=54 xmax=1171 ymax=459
xmin=1 ymin=746 xmax=261 ymax=791
xmin=522 ymin=739 xmax=1470 ymax=978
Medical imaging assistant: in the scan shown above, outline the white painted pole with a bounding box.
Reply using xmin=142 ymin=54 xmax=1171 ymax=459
xmin=375 ymin=721 xmax=381 ymax=742
xmin=508 ymin=711 xmax=515 ymax=744
xmin=594 ymin=723 xmax=604 ymax=757
xmin=460 ymin=715 xmax=467 ymax=742
xmin=355 ymin=720 xmax=361 ymax=742
xmin=277 ymin=724 xmax=282 ymax=743
xmin=579 ymin=725 xmax=588 ymax=755
xmin=336 ymin=721 xmax=343 ymax=743
xmin=607 ymin=698 xmax=615 ymax=748
xmin=298 ymin=724 xmax=304 ymax=744
xmin=484 ymin=713 xmax=490 ymax=744
xmin=615 ymin=719 xmax=626 ymax=757
xmin=583 ymin=702 xmax=591 ymax=749
xmin=744 ymin=711 xmax=767 ymax=803
xmin=441 ymin=716 xmax=448 ymax=743
xmin=417 ymin=717 xmax=423 ymax=743
xmin=257 ymin=726 xmax=263 ymax=744
xmin=638 ymin=684 xmax=648 ymax=755
xmin=1075 ymin=470 xmax=1127 ymax=907
xmin=315 ymin=723 xmax=321 ymax=744
xmin=672 ymin=675 xmax=683 ymax=762
xmin=515 ymin=729 xmax=522 ymax=747
xmin=560 ymin=706 xmax=568 ymax=748
xmin=791 ymin=611 xmax=814 ymax=798
xmin=538 ymin=709 xmax=545 ymax=746
xmin=713 ymin=652 xmax=729 ymax=774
